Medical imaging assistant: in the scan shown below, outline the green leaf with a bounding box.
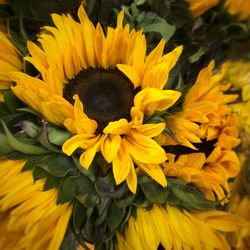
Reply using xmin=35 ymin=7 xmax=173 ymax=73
xmin=0 ymin=119 xmax=48 ymax=154
xmin=134 ymin=0 xmax=146 ymax=5
xmin=142 ymin=18 xmax=176 ymax=41
xmin=189 ymin=47 xmax=207 ymax=63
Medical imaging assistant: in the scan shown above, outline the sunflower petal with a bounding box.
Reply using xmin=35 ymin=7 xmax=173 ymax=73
xmin=126 ymin=131 xmax=167 ymax=164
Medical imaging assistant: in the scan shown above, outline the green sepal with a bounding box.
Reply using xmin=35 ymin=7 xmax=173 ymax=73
xmin=60 ymin=231 xmax=79 ymax=250
xmin=43 ymin=174 xmax=61 ymax=191
xmin=114 ymin=194 xmax=135 ymax=208
xmin=46 ymin=126 xmax=72 ymax=146
xmin=57 ymin=182 xmax=73 ymax=205
xmin=168 ymin=178 xmax=219 ymax=211
xmin=81 ymin=216 xmax=95 ymax=243
xmin=62 ymin=175 xmax=98 ymax=206
xmin=73 ymin=201 xmax=87 ymax=235
xmin=37 ymin=154 xmax=77 ymax=178
xmin=95 ymin=200 xmax=110 ymax=226
xmin=21 ymin=154 xmax=49 ymax=172
xmin=107 ymin=202 xmax=126 ymax=232
xmin=163 ymin=126 xmax=179 ymax=144
xmin=139 ymin=175 xmax=168 ymax=204
xmin=73 ymin=156 xmax=95 ymax=181
xmin=18 ymin=120 xmax=73 ymax=146
xmin=36 ymin=122 xmax=62 ymax=153
xmin=32 ymin=165 xmax=49 ymax=181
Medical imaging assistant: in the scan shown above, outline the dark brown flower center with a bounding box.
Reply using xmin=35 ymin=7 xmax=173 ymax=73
xmin=64 ymin=68 xmax=137 ymax=132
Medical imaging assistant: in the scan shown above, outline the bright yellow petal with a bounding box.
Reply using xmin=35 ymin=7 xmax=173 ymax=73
xmin=126 ymin=131 xmax=167 ymax=164
xmin=101 ymin=134 xmax=121 ymax=163
xmin=137 ymin=162 xmax=167 ymax=187
xmin=134 ymin=87 xmax=181 ymax=115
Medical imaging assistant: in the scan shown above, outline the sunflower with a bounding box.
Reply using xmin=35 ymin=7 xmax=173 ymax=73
xmin=0 ymin=159 xmax=72 ymax=250
xmin=187 ymin=0 xmax=219 ymax=17
xmin=115 ymin=204 xmax=245 ymax=250
xmin=157 ymin=62 xmax=241 ymax=201
xmin=226 ymin=60 xmax=250 ymax=134
xmin=224 ymin=0 xmax=250 ymax=21
xmin=0 ymin=30 xmax=22 ymax=101
xmin=158 ymin=61 xmax=238 ymax=149
xmin=11 ymin=5 xmax=183 ymax=194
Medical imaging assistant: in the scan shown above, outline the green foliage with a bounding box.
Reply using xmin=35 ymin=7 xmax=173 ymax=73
xmin=0 ymin=0 xmax=82 ymax=55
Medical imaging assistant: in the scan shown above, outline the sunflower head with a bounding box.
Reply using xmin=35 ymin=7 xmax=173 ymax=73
xmin=10 ymin=5 xmax=183 ymax=195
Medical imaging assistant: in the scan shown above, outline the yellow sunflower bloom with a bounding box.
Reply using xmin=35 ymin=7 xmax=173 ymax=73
xmin=158 ymin=61 xmax=238 ymax=149
xmin=187 ymin=0 xmax=220 ymax=17
xmin=224 ymin=0 xmax=250 ymax=21
xmin=0 ymin=159 xmax=72 ymax=250
xmin=11 ymin=5 xmax=183 ymax=194
xmin=226 ymin=60 xmax=250 ymax=134
xmin=0 ymin=30 xmax=22 ymax=101
xmin=116 ymin=204 xmax=245 ymax=250
xmin=158 ymin=62 xmax=240 ymax=201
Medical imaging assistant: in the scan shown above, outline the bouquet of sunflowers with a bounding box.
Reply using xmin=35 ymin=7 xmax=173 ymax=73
xmin=0 ymin=0 xmax=249 ymax=249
